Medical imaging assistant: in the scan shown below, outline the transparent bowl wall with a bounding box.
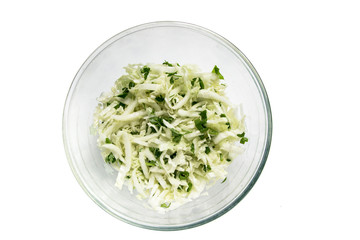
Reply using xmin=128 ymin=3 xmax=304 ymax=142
xmin=63 ymin=21 xmax=272 ymax=230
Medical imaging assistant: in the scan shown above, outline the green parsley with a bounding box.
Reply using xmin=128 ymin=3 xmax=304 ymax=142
xmin=114 ymin=102 xmax=126 ymax=109
xmin=170 ymin=151 xmax=177 ymax=159
xmin=212 ymin=65 xmax=224 ymax=79
xmin=166 ymin=71 xmax=178 ymax=77
xmin=179 ymin=171 xmax=189 ymax=180
xmin=149 ymin=116 xmax=163 ymax=128
xmin=149 ymin=147 xmax=162 ymax=159
xmin=200 ymin=110 xmax=207 ymax=121
xmin=162 ymin=115 xmax=174 ymax=123
xmin=221 ymin=177 xmax=227 ymax=183
xmin=167 ymin=71 xmax=181 ymax=84
xmin=237 ymin=132 xmax=245 ymax=138
xmin=171 ymin=128 xmax=183 ymax=143
xmin=198 ymin=78 xmax=205 ymax=89
xmin=191 ymin=78 xmax=197 ymax=86
xmin=161 ymin=202 xmax=171 ymax=208
xmin=162 ymin=61 xmax=173 ymax=67
xmin=155 ymin=95 xmax=165 ymax=102
xmin=187 ymin=182 xmax=193 ymax=192
xmin=195 ymin=110 xmax=208 ymax=133
xmin=117 ymin=88 xmax=129 ymax=98
xmin=220 ymin=114 xmax=226 ymax=118
xmin=191 ymin=77 xmax=204 ymax=89
xmin=128 ymin=81 xmax=135 ymax=89
xmin=240 ymin=137 xmax=248 ymax=144
xmin=203 ymin=164 xmax=211 ymax=172
xmin=146 ymin=160 xmax=157 ymax=167
xmin=205 ymin=146 xmax=211 ymax=154
xmin=105 ymin=138 xmax=112 ymax=144
xmin=194 ymin=119 xmax=207 ymax=133
xmin=105 ymin=152 xmax=116 ymax=164
xmin=140 ymin=66 xmax=150 ymax=80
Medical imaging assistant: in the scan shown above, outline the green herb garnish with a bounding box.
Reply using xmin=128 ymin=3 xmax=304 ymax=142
xmin=203 ymin=164 xmax=211 ymax=172
xmin=198 ymin=78 xmax=205 ymax=89
xmin=187 ymin=182 xmax=193 ymax=192
xmin=221 ymin=177 xmax=227 ymax=183
xmin=212 ymin=65 xmax=224 ymax=79
xmin=220 ymin=114 xmax=226 ymax=118
xmin=191 ymin=77 xmax=204 ymax=89
xmin=171 ymin=128 xmax=183 ymax=143
xmin=163 ymin=61 xmax=173 ymax=67
xmin=170 ymin=76 xmax=175 ymax=84
xmin=161 ymin=202 xmax=171 ymax=208
xmin=149 ymin=116 xmax=164 ymax=128
xmin=117 ymin=88 xmax=129 ymax=98
xmin=167 ymin=71 xmax=181 ymax=84
xmin=146 ymin=160 xmax=157 ymax=167
xmin=105 ymin=138 xmax=112 ymax=144
xmin=191 ymin=143 xmax=195 ymax=153
xmin=128 ymin=81 xmax=135 ymax=89
xmin=170 ymin=152 xmax=177 ymax=159
xmin=194 ymin=119 xmax=207 ymax=133
xmin=166 ymin=71 xmax=178 ymax=77
xmin=105 ymin=152 xmax=116 ymax=164
xmin=200 ymin=110 xmax=207 ymax=121
xmin=240 ymin=137 xmax=248 ymax=144
xmin=155 ymin=95 xmax=165 ymax=102
xmin=237 ymin=132 xmax=245 ymax=138
xmin=179 ymin=171 xmax=189 ymax=180
xmin=195 ymin=110 xmax=208 ymax=133
xmin=205 ymin=146 xmax=210 ymax=154
xmin=162 ymin=115 xmax=174 ymax=123
xmin=150 ymin=147 xmax=162 ymax=159
xmin=114 ymin=102 xmax=126 ymax=109
xmin=141 ymin=66 xmax=150 ymax=80
xmin=191 ymin=78 xmax=197 ymax=86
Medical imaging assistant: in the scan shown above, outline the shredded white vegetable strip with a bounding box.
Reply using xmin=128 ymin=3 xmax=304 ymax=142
xmin=92 ymin=62 xmax=247 ymax=212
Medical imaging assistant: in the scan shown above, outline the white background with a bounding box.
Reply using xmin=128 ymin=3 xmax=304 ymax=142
xmin=1 ymin=0 xmax=359 ymax=239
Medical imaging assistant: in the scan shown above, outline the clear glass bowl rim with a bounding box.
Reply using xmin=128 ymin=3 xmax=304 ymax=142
xmin=62 ymin=21 xmax=273 ymax=231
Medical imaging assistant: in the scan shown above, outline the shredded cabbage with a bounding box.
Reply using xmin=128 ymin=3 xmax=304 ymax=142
xmin=92 ymin=62 xmax=248 ymax=212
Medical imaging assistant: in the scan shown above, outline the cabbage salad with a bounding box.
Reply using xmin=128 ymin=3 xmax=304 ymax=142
xmin=92 ymin=62 xmax=248 ymax=212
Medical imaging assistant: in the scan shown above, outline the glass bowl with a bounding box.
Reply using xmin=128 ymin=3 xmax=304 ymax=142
xmin=63 ymin=21 xmax=272 ymax=230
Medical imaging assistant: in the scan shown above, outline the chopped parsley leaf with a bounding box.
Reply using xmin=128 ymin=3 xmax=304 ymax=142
xmin=240 ymin=137 xmax=248 ymax=144
xmin=161 ymin=202 xmax=171 ymax=208
xmin=155 ymin=95 xmax=165 ymax=102
xmin=212 ymin=65 xmax=224 ymax=79
xmin=162 ymin=61 xmax=173 ymax=67
xmin=179 ymin=171 xmax=189 ymax=180
xmin=171 ymin=128 xmax=183 ymax=143
xmin=140 ymin=66 xmax=150 ymax=80
xmin=205 ymin=146 xmax=210 ymax=154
